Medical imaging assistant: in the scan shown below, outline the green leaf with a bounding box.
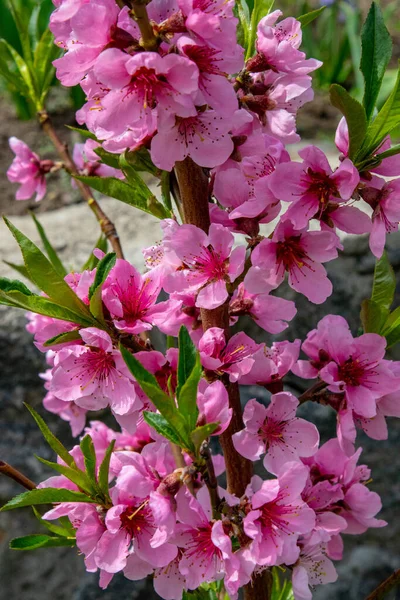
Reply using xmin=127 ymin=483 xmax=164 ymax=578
xmin=0 ymin=38 xmax=35 ymax=98
xmin=24 ymin=404 xmax=77 ymax=469
xmin=88 ymin=252 xmax=116 ymax=320
xmin=119 ymin=151 xmax=169 ymax=218
xmin=97 ymin=440 xmax=115 ymax=497
xmin=360 ymin=298 xmax=388 ymax=334
xmin=359 ymin=63 xmax=400 ymax=159
xmin=9 ymin=534 xmax=76 ymax=550
xmin=120 ymin=344 xmax=193 ymax=451
xmin=177 ymin=326 xmax=198 ymax=397
xmin=43 ymin=330 xmax=82 ymax=347
xmin=360 ymin=2 xmax=392 ymax=121
xmin=32 ymin=28 xmax=60 ymax=107
xmin=4 ymin=217 xmax=93 ymax=319
xmin=177 ymin=354 xmax=201 ymax=431
xmin=32 ymin=507 xmax=75 ymax=538
xmin=66 ymin=125 xmax=98 ymax=141
xmin=80 ymin=435 xmax=97 ymax=485
xmin=0 ymin=276 xmax=32 ymax=296
xmin=35 ymin=456 xmax=94 ymax=495
xmin=143 ymin=412 xmax=182 ymax=446
xmin=191 ymin=423 xmax=219 ymax=454
xmin=297 ymin=5 xmax=326 ymax=27
xmin=30 ymin=212 xmax=67 ymax=278
xmin=3 ymin=260 xmax=32 ymax=281
xmin=371 ymin=251 xmax=396 ymax=311
xmin=81 ymin=234 xmax=108 ymax=271
xmin=124 ymin=147 xmax=161 ymax=176
xmin=245 ymin=0 xmax=275 ymax=60
xmin=1 ymin=488 xmax=96 ymax=511
xmin=7 ymin=0 xmax=33 ymax=67
xmin=0 ymin=289 xmax=94 ymax=326
xmin=93 ymin=146 xmax=121 ymax=170
xmin=374 ymin=143 xmax=400 ymax=162
xmin=329 ymin=84 xmax=367 ymax=160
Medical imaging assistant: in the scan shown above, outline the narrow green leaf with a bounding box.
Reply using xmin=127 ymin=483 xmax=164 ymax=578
xmin=43 ymin=330 xmax=82 ymax=347
xmin=0 ymin=289 xmax=94 ymax=326
xmin=93 ymin=146 xmax=121 ymax=170
xmin=66 ymin=125 xmax=98 ymax=141
xmin=32 ymin=28 xmax=60 ymax=106
xmin=81 ymin=234 xmax=108 ymax=271
xmin=1 ymin=488 xmax=96 ymax=511
xmin=374 ymin=143 xmax=400 ymax=161
xmin=160 ymin=171 xmax=172 ymax=211
xmin=371 ymin=251 xmax=396 ymax=311
xmin=4 ymin=217 xmax=93 ymax=318
xmin=80 ymin=435 xmax=97 ymax=484
xmin=359 ymin=63 xmax=400 ymax=159
xmin=3 ymin=261 xmax=32 ymax=281
xmin=10 ymin=534 xmax=76 ymax=550
xmin=360 ymin=298 xmax=388 ymax=334
xmin=30 ymin=212 xmax=67 ymax=277
xmin=32 ymin=507 xmax=75 ymax=538
xmin=360 ymin=2 xmax=392 ymax=120
xmin=191 ymin=422 xmax=219 ymax=454
xmin=329 ymin=84 xmax=367 ymax=159
xmin=177 ymin=326 xmax=198 ymax=396
xmin=35 ymin=456 xmax=94 ymax=494
xmin=7 ymin=0 xmax=33 ymax=67
xmin=143 ymin=412 xmax=182 ymax=447
xmin=177 ymin=355 xmax=201 ymax=431
xmin=88 ymin=252 xmax=116 ymax=300
xmin=0 ymin=276 xmax=32 ymax=296
xmin=98 ymin=440 xmax=115 ymax=496
xmin=24 ymin=404 xmax=77 ymax=469
xmin=297 ymin=5 xmax=326 ymax=27
xmin=0 ymin=39 xmax=31 ymax=96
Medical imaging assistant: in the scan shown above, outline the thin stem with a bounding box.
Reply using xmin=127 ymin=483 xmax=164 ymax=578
xmin=125 ymin=0 xmax=159 ymax=51
xmin=298 ymin=380 xmax=327 ymax=405
xmin=0 ymin=460 xmax=36 ymax=490
xmin=37 ymin=111 xmax=124 ymax=259
xmin=365 ymin=568 xmax=400 ymax=600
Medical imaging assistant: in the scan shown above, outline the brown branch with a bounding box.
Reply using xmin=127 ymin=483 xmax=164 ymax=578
xmin=174 ymin=157 xmax=270 ymax=600
xmin=365 ymin=568 xmax=400 ymax=600
xmin=298 ymin=380 xmax=327 ymax=404
xmin=37 ymin=111 xmax=124 ymax=259
xmin=0 ymin=461 xmax=36 ymax=490
xmin=199 ymin=441 xmax=221 ymax=519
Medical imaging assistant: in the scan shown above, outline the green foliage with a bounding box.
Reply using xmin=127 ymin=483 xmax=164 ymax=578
xmin=360 ymin=2 xmax=392 ymax=121
xmin=81 ymin=234 xmax=108 ymax=271
xmin=236 ymin=0 xmax=275 ymax=60
xmin=297 ymin=5 xmax=326 ymax=27
xmin=329 ymin=84 xmax=367 ymax=160
xmin=30 ymin=212 xmax=67 ymax=278
xmin=1 ymin=488 xmax=97 ymax=512
xmin=43 ymin=330 xmax=82 ymax=347
xmin=9 ymin=534 xmax=76 ymax=550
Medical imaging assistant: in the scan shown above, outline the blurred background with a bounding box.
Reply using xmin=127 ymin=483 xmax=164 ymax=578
xmin=1 ymin=0 xmax=400 ymax=598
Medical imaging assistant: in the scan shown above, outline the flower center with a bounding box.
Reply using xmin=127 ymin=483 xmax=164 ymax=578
xmin=338 ymin=357 xmax=366 ymax=387
xmin=259 ymin=419 xmax=286 ymax=447
xmin=120 ymin=502 xmax=152 ymax=538
xmin=306 ymin=169 xmax=338 ymax=205
xmin=183 ymin=44 xmax=223 ymax=75
xmin=127 ymin=67 xmax=170 ymax=109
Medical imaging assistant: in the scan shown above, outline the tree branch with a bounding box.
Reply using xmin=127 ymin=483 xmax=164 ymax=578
xmin=124 ymin=0 xmax=159 ymax=51
xmin=200 ymin=441 xmax=221 ymax=519
xmin=365 ymin=568 xmax=400 ymax=600
xmin=37 ymin=111 xmax=124 ymax=259
xmin=0 ymin=461 xmax=36 ymax=490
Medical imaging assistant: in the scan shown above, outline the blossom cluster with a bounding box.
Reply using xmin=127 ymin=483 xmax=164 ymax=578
xmin=4 ymin=0 xmax=400 ymax=599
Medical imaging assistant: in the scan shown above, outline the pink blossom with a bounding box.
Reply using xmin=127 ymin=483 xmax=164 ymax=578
xmin=292 ymin=539 xmax=338 ymax=600
xmin=43 ymin=390 xmax=87 ymax=437
xmin=49 ymin=0 xmax=89 ymax=46
xmin=7 ymin=137 xmax=49 ymax=201
xmin=246 ymin=220 xmax=339 ymax=304
xmin=233 ymin=393 xmax=319 ymax=474
xmin=50 ymin=328 xmax=142 ymax=426
xmin=268 ymin=145 xmax=365 ymax=232
xmin=243 ymin=463 xmax=315 ymax=566
xmin=102 ymin=259 xmax=172 ymax=334
xmin=197 ymin=379 xmax=232 ymax=434
xmin=240 ymin=340 xmax=301 ymax=387
xmin=93 ymin=49 xmax=199 ymax=138
xmin=26 ymin=312 xmax=77 ymax=352
xmin=150 ymin=110 xmax=234 ymax=171
xmin=360 ymin=179 xmax=400 ymax=258
xmin=164 ymin=223 xmax=246 ymax=309
xmin=72 ymin=140 xmax=123 ymax=179
xmin=198 ymin=327 xmax=260 ymax=382
xmin=64 ymin=268 xmax=96 ymax=304
xmin=229 ymin=282 xmax=297 ymax=334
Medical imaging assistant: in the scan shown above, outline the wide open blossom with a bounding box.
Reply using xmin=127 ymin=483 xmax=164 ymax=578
xmin=93 ymin=49 xmax=199 ymax=138
xmin=267 ymin=145 xmax=366 ymax=232
xmin=233 ymin=393 xmax=319 ymax=474
xmin=7 ymin=137 xmax=50 ymax=202
xmin=163 ymin=222 xmax=246 ymax=309
xmin=102 ymin=259 xmax=174 ymax=334
xmin=150 ymin=110 xmax=234 ymax=171
xmin=240 ymin=340 xmax=301 ymax=388
xmin=360 ymin=178 xmax=400 ymax=258
xmin=229 ymin=282 xmax=297 ymax=334
xmin=245 ymin=219 xmax=340 ymax=304
xmin=50 ymin=328 xmax=143 ymax=429
xmin=292 ymin=538 xmax=338 ymax=600
xmin=198 ymin=327 xmax=261 ymax=382
xmin=243 ymin=463 xmax=315 ymax=566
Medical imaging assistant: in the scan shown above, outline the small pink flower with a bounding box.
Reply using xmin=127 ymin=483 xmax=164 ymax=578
xmin=164 ymin=223 xmax=246 ymax=309
xmin=292 ymin=539 xmax=338 ymax=600
xmin=102 ymin=259 xmax=172 ymax=334
xmin=197 ymin=379 xmax=232 ymax=434
xmin=151 ymin=110 xmax=234 ymax=171
xmin=361 ymin=178 xmax=400 ymax=258
xmin=240 ymin=340 xmax=301 ymax=387
xmin=7 ymin=137 xmax=50 ymax=201
xmin=72 ymin=141 xmax=123 ymax=179
xmin=198 ymin=327 xmax=261 ymax=382
xmin=233 ymin=393 xmax=319 ymax=474
xmin=243 ymin=463 xmax=316 ymax=566
xmin=246 ymin=220 xmax=339 ymax=304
